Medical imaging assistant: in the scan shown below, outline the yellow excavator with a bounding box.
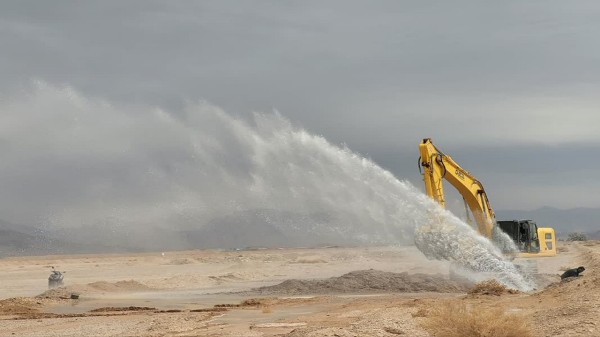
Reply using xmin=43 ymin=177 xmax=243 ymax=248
xmin=418 ymin=138 xmax=557 ymax=257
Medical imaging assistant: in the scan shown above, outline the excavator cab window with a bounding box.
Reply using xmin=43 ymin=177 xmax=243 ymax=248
xmin=522 ymin=221 xmax=540 ymax=253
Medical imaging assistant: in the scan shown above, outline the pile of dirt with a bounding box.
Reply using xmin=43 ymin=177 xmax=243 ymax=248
xmin=37 ymin=280 xmax=152 ymax=299
xmin=36 ymin=287 xmax=80 ymax=299
xmin=165 ymin=258 xmax=194 ymax=265
xmin=87 ymin=280 xmax=152 ymax=292
xmin=251 ymin=270 xmax=471 ymax=295
xmin=0 ymin=297 xmax=43 ymax=314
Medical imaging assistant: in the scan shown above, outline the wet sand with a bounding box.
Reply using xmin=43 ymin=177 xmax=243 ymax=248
xmin=1 ymin=242 xmax=597 ymax=337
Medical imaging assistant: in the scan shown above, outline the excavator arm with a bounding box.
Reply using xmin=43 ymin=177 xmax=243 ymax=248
xmin=419 ymin=138 xmax=495 ymax=238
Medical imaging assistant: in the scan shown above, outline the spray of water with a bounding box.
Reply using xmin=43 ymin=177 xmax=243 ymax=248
xmin=0 ymin=82 xmax=532 ymax=290
xmin=414 ymin=208 xmax=534 ymax=291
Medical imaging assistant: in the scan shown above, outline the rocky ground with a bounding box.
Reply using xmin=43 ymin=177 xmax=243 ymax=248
xmin=0 ymin=241 xmax=597 ymax=336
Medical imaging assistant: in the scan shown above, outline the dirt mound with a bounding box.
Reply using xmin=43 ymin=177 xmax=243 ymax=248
xmin=36 ymin=287 xmax=74 ymax=299
xmin=37 ymin=280 xmax=152 ymax=299
xmin=0 ymin=297 xmax=43 ymax=314
xmin=252 ymin=270 xmax=471 ymax=295
xmin=165 ymin=258 xmax=194 ymax=265
xmin=87 ymin=280 xmax=151 ymax=292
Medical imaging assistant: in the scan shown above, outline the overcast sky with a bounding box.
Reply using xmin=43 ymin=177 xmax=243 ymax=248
xmin=2 ymin=1 xmax=600 ymax=228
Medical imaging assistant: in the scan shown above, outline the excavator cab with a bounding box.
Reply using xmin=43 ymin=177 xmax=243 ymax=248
xmin=496 ymin=220 xmax=557 ymax=256
xmin=497 ymin=220 xmax=540 ymax=253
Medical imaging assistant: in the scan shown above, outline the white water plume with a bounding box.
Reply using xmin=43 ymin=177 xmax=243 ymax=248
xmin=414 ymin=208 xmax=534 ymax=291
xmin=0 ymin=82 xmax=532 ymax=290
xmin=0 ymin=82 xmax=426 ymax=239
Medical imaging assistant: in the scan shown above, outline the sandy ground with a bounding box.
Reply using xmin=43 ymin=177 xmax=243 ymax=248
xmin=0 ymin=241 xmax=598 ymax=337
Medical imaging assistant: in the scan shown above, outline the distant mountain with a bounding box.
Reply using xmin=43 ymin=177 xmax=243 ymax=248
xmin=0 ymin=208 xmax=410 ymax=256
xmin=586 ymin=230 xmax=600 ymax=240
xmin=0 ymin=221 xmax=86 ymax=257
xmin=3 ymin=206 xmax=596 ymax=256
xmin=496 ymin=206 xmax=600 ymax=239
xmin=0 ymin=219 xmax=133 ymax=257
xmin=38 ymin=210 xmax=350 ymax=252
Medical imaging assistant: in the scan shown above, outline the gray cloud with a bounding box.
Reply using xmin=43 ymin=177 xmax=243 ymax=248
xmin=1 ymin=1 xmax=599 ymax=213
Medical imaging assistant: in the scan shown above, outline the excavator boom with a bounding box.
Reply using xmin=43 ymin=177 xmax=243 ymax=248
xmin=418 ymin=138 xmax=557 ymax=257
xmin=419 ymin=138 xmax=494 ymax=238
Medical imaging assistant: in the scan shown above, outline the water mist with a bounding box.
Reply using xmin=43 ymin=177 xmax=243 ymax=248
xmin=0 ymin=82 xmax=532 ymax=290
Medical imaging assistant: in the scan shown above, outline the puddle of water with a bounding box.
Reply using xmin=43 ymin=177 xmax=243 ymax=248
xmin=211 ymin=301 xmax=330 ymax=327
xmin=45 ymin=291 xmax=249 ymax=314
xmin=45 ymin=287 xmax=334 ymax=327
